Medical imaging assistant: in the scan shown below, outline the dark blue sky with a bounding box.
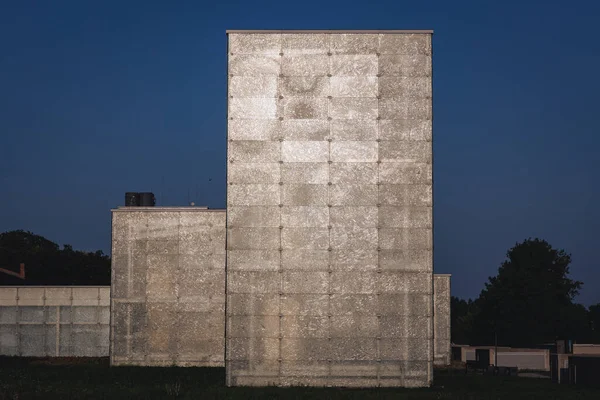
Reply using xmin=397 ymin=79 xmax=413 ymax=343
xmin=1 ymin=1 xmax=598 ymax=305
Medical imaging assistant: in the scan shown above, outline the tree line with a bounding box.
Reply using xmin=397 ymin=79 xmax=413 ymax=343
xmin=0 ymin=230 xmax=110 ymax=286
xmin=452 ymin=238 xmax=600 ymax=347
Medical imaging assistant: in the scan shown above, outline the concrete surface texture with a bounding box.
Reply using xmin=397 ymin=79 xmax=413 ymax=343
xmin=433 ymin=275 xmax=451 ymax=366
xmin=0 ymin=286 xmax=109 ymax=357
xmin=110 ymin=208 xmax=226 ymax=366
xmin=226 ymin=31 xmax=434 ymax=387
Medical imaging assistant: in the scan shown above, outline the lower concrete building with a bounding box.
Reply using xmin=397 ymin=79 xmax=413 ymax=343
xmin=433 ymin=274 xmax=451 ymax=366
xmin=110 ymin=207 xmax=226 ymax=366
xmin=0 ymin=286 xmax=109 ymax=357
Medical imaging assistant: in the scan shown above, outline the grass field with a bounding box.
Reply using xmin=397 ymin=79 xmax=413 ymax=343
xmin=1 ymin=357 xmax=598 ymax=399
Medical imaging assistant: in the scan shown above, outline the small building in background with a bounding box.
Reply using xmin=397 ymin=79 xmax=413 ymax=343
xmin=0 ymin=286 xmax=109 ymax=357
xmin=453 ymin=345 xmax=551 ymax=371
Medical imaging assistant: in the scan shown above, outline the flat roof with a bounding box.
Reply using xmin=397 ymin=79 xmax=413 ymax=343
xmin=0 ymin=286 xmax=110 ymax=288
xmin=226 ymin=30 xmax=433 ymax=34
xmin=111 ymin=207 xmax=225 ymax=212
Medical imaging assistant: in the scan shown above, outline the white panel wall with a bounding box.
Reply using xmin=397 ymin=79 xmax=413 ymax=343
xmin=0 ymin=287 xmax=109 ymax=357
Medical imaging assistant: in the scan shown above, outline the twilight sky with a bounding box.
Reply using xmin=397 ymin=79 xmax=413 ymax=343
xmin=1 ymin=0 xmax=598 ymax=305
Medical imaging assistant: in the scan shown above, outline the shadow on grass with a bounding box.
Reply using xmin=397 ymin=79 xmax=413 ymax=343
xmin=0 ymin=357 xmax=598 ymax=400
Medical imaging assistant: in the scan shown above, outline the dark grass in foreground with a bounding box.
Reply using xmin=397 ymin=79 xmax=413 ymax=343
xmin=1 ymin=357 xmax=598 ymax=400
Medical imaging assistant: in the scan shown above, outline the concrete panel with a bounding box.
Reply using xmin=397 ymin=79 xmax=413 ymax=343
xmin=229 ymin=76 xmax=278 ymax=98
xmin=281 ymin=98 xmax=328 ymax=119
xmin=330 ymin=77 xmax=378 ymax=98
xmin=280 ymin=77 xmax=329 ymax=97
xmin=281 ymin=316 xmax=329 ymax=338
xmin=379 ymin=206 xmax=432 ymax=228
xmin=228 ymin=294 xmax=280 ymax=316
xmin=20 ymin=325 xmax=46 ymax=356
xmin=379 ymin=185 xmax=432 ymax=206
xmin=110 ymin=209 xmax=226 ymax=367
xmin=0 ymin=288 xmax=17 ymax=306
xmin=379 ymin=141 xmax=432 ymax=163
xmin=281 ymin=120 xmax=329 ymax=141
xmin=330 ymin=184 xmax=378 ymax=206
xmin=282 ymin=250 xmax=329 ymax=270
xmin=379 ymin=272 xmax=432 ymax=294
xmin=0 ymin=325 xmax=17 ymax=349
xmin=330 ymin=34 xmax=378 ymax=54
xmin=19 ymin=306 xmax=45 ymax=322
xmin=230 ymin=141 xmax=280 ymax=163
xmin=280 ymin=295 xmax=329 ymax=316
xmin=229 ymin=55 xmax=280 ymax=76
xmin=229 ymin=206 xmax=281 ymax=227
xmin=379 ymin=54 xmax=431 ymax=77
xmin=282 ymin=184 xmax=328 ymax=206
xmin=331 ymin=55 xmax=378 ymax=76
xmin=331 ymin=120 xmax=377 ymax=141
xmin=281 ymin=228 xmax=329 ymax=249
xmin=379 ymin=228 xmax=432 ymax=250
xmin=379 ymin=98 xmax=431 ymax=120
xmin=379 ymin=163 xmax=432 ymax=184
xmin=229 ymin=33 xmax=281 ymax=55
xmin=330 ymin=227 xmax=378 ymax=249
xmin=282 ymin=33 xmax=329 ymax=55
xmin=228 ymin=120 xmax=282 ymax=142
xmin=227 ymin=250 xmax=280 ymax=271
xmin=379 ymin=77 xmax=431 ymax=98
xmin=330 ymin=206 xmax=378 ymax=227
xmin=330 ymin=315 xmax=378 ymax=337
xmin=227 ymin=271 xmax=280 ymax=294
xmin=330 ymin=163 xmax=378 ymax=184
xmin=0 ymin=306 xmax=17 ymax=324
xmin=281 ymin=206 xmax=329 ymax=227
xmin=379 ymin=120 xmax=432 ymax=142
xmin=17 ymin=288 xmax=45 ymax=306
xmin=227 ymin=31 xmax=433 ymax=387
xmin=282 ymin=142 xmax=328 ymax=163
xmin=330 ymin=98 xmax=378 ymax=120
xmin=330 ymin=142 xmax=378 ymax=162
xmin=228 ymin=162 xmax=281 ymax=184
xmin=228 ymin=184 xmax=280 ymax=206
xmin=281 ymin=55 xmax=329 ymax=76
xmin=228 ymin=228 xmax=280 ymax=250
xmin=45 ymin=287 xmax=72 ymax=306
xmin=283 ymin=272 xmax=329 ymax=294
xmin=379 ymin=250 xmax=433 ymax=271
xmin=379 ymin=34 xmax=431 ymax=55
xmin=229 ymin=98 xmax=278 ymax=119
xmin=331 ymin=249 xmax=378 ymax=270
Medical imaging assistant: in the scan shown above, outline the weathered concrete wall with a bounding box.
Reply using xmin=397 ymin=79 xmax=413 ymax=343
xmin=226 ymin=30 xmax=433 ymax=387
xmin=0 ymin=286 xmax=109 ymax=356
xmin=110 ymin=207 xmax=225 ymax=366
xmin=433 ymin=274 xmax=451 ymax=366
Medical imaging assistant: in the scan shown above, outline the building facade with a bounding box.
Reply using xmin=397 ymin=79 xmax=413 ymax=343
xmin=110 ymin=207 xmax=226 ymax=366
xmin=226 ymin=30 xmax=434 ymax=387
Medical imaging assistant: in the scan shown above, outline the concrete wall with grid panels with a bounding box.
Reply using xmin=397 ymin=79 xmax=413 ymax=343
xmin=226 ymin=30 xmax=433 ymax=387
xmin=110 ymin=207 xmax=226 ymax=366
xmin=0 ymin=286 xmax=109 ymax=357
xmin=433 ymin=274 xmax=451 ymax=366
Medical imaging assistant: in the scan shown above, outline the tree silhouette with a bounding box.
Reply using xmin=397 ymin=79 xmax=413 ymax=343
xmin=471 ymin=238 xmax=585 ymax=346
xmin=0 ymin=230 xmax=110 ymax=286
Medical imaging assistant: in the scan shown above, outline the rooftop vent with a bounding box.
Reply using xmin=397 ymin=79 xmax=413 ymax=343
xmin=125 ymin=192 xmax=156 ymax=207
